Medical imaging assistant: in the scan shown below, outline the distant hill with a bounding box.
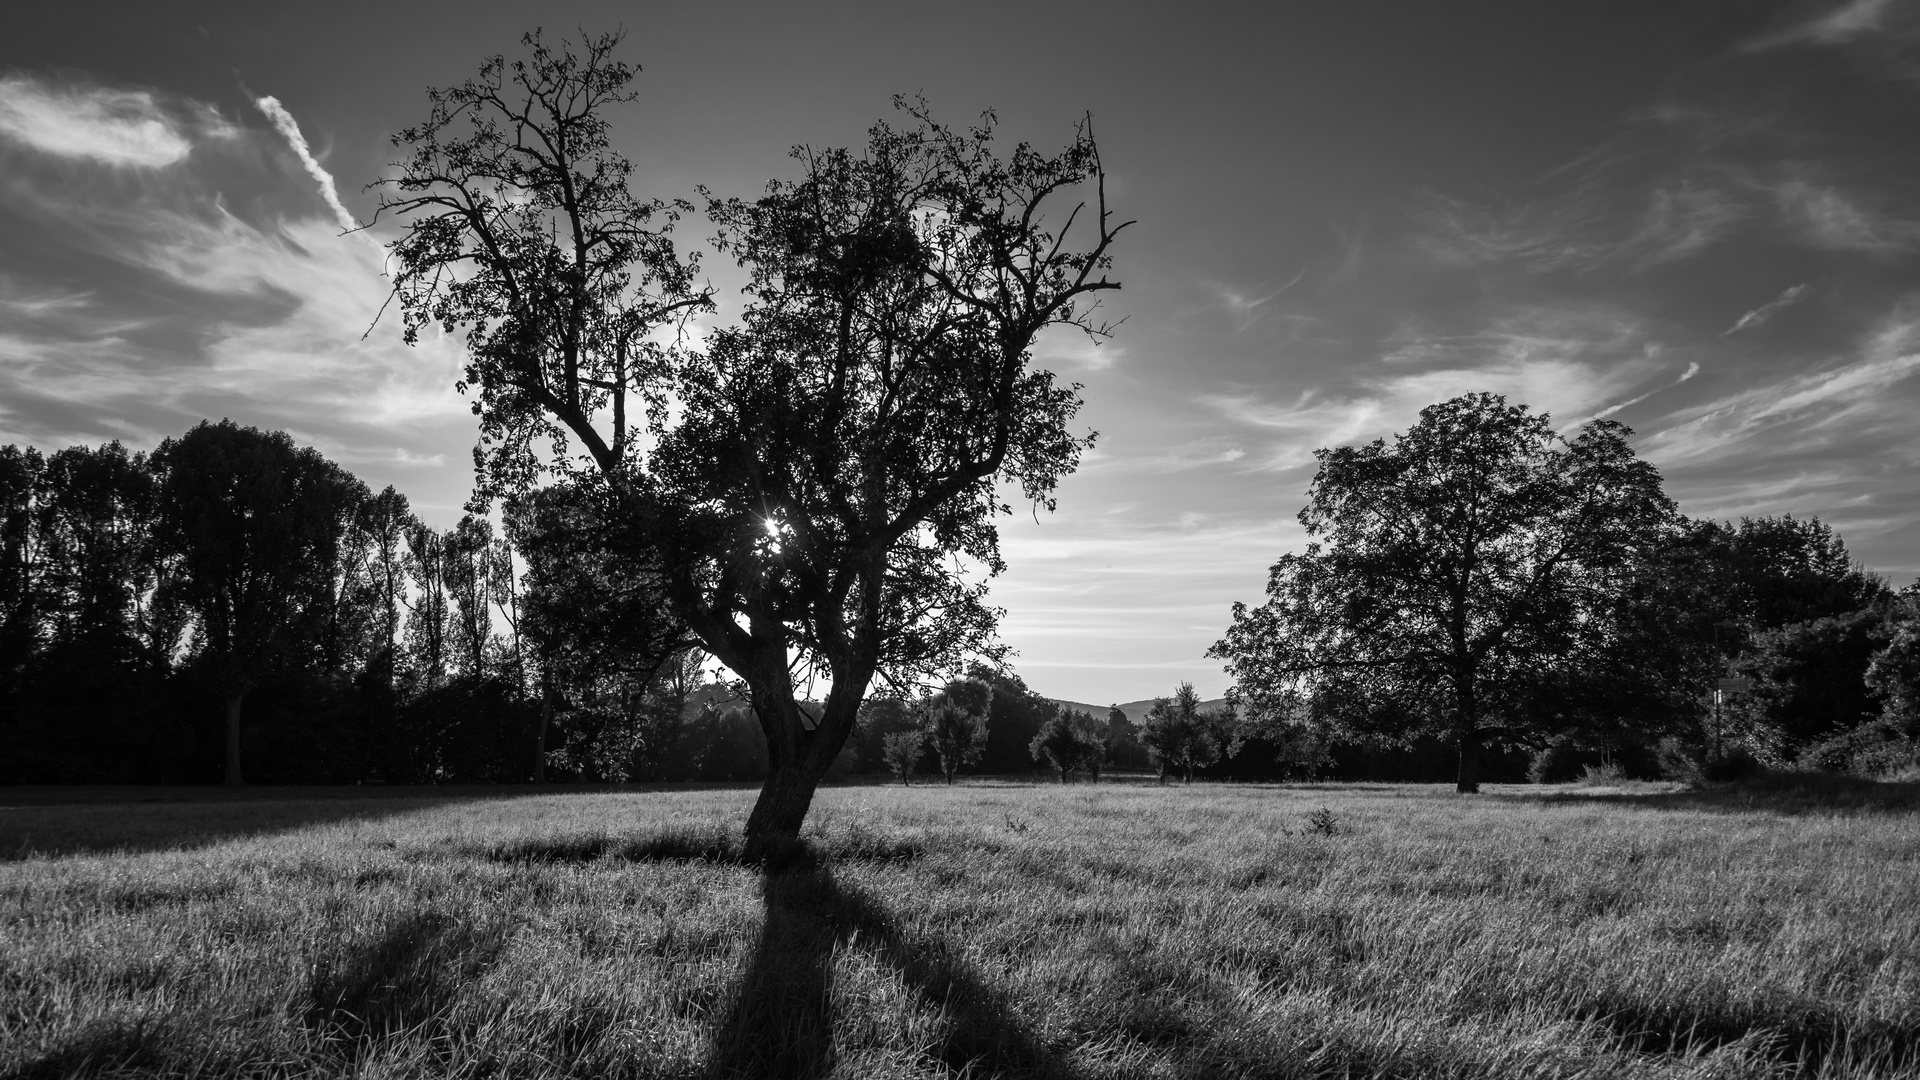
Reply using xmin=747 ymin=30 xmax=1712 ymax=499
xmin=1048 ymin=696 xmax=1230 ymax=722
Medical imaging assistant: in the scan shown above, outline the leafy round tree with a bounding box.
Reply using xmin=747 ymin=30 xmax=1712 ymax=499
xmin=379 ymin=32 xmax=1128 ymax=856
xmin=922 ymin=677 xmax=992 ymax=784
xmin=152 ymin=421 xmax=366 ymax=786
xmin=1139 ymin=682 xmax=1226 ymax=783
xmin=1210 ymin=393 xmax=1676 ymax=793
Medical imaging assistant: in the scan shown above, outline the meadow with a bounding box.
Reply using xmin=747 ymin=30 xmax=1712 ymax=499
xmin=3 ymin=776 xmax=1918 ymax=1079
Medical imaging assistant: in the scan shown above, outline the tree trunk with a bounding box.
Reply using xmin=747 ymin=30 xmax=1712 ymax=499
xmin=744 ymin=749 xmax=836 ymax=862
xmin=533 ymin=671 xmax=552 ymax=784
xmin=1454 ymin=674 xmax=1481 ymax=794
xmin=1456 ymin=727 xmax=1482 ymax=794
xmin=223 ymin=688 xmax=246 ymax=787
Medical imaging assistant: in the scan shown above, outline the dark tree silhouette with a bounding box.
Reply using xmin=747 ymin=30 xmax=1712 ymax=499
xmin=1139 ymin=683 xmax=1224 ymax=783
xmin=922 ymin=677 xmax=991 ymax=784
xmin=380 ymin=31 xmax=1128 ymax=857
xmin=1028 ymin=707 xmax=1106 ymax=782
xmin=508 ymin=483 xmax=692 ymax=782
xmin=152 ymin=421 xmax=366 ymax=786
xmin=1211 ymin=394 xmax=1675 ymax=793
xmin=882 ymin=730 xmax=925 ymax=785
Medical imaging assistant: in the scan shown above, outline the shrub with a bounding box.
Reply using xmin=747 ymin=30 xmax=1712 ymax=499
xmin=1655 ymin=737 xmax=1702 ymax=785
xmin=1702 ymin=743 xmax=1764 ymax=783
xmin=1528 ymin=736 xmax=1585 ymax=784
xmin=1579 ymin=761 xmax=1626 ymax=785
xmin=1656 ymin=737 xmax=1762 ymax=786
xmin=1798 ymin=722 xmax=1920 ymax=778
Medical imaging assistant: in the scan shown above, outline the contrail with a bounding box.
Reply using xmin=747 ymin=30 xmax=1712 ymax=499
xmin=1723 ymin=283 xmax=1809 ymax=336
xmin=1590 ymin=362 xmax=1702 ymax=421
xmin=253 ymin=95 xmax=357 ymax=233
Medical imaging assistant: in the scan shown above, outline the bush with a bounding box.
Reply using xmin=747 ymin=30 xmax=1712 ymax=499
xmin=1579 ymin=761 xmax=1626 ymax=785
xmin=1703 ymin=743 xmax=1764 ymax=783
xmin=1530 ymin=735 xmax=1657 ymax=784
xmin=1655 ymin=737 xmax=1702 ymax=785
xmin=1798 ymin=722 xmax=1920 ymax=778
xmin=1528 ymin=736 xmax=1585 ymax=784
xmin=1656 ymin=736 xmax=1763 ymax=786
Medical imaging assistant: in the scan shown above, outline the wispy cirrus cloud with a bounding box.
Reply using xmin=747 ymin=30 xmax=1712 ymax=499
xmin=0 ymin=75 xmax=474 ymax=514
xmin=1762 ymin=175 xmax=1920 ymax=253
xmin=0 ymin=76 xmax=194 ymax=167
xmin=1643 ymin=303 xmax=1920 ymax=469
xmin=1724 ymin=284 xmax=1811 ymax=335
xmin=1199 ymin=302 xmax=1661 ymax=468
xmin=1748 ymin=0 xmax=1909 ymax=49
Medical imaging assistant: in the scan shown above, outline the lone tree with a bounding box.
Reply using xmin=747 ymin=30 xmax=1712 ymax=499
xmin=1210 ymin=393 xmax=1674 ymax=793
xmin=922 ymin=677 xmax=992 ymax=784
xmin=379 ymin=31 xmax=1128 ymax=857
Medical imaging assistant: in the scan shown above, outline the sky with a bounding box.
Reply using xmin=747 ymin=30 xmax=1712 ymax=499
xmin=3 ymin=0 xmax=1919 ymax=705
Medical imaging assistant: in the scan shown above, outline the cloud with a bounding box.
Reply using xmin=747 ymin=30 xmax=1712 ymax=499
xmin=1410 ymin=191 xmax=1606 ymax=272
xmin=1768 ymin=177 xmax=1919 ymax=253
xmin=0 ymin=98 xmax=475 ymax=518
xmin=1201 ymin=304 xmax=1655 ymax=467
xmin=0 ymin=76 xmax=191 ymax=167
xmin=1589 ymin=361 xmax=1700 ymax=420
xmin=1202 ymin=268 xmax=1306 ymax=332
xmin=252 ymin=96 xmax=358 ymax=232
xmin=1643 ymin=306 xmax=1920 ymax=468
xmin=1625 ymin=184 xmax=1746 ymax=267
xmin=1032 ymin=324 xmax=1124 ymax=370
xmin=1749 ymin=0 xmax=1905 ymax=48
xmin=1724 ymin=284 xmax=1811 ymax=335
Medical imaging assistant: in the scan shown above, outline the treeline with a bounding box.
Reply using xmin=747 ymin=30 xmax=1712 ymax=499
xmin=1195 ymin=512 xmax=1913 ymax=784
xmin=0 ymin=422 xmax=728 ymax=784
xmin=0 ymin=421 xmax=1102 ymax=786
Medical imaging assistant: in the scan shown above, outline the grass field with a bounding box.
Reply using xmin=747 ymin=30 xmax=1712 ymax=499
xmin=3 ymin=776 xmax=1919 ymax=1079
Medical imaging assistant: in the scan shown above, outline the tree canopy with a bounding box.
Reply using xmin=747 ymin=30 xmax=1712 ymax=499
xmin=380 ymin=31 xmax=1129 ymax=855
xmin=1210 ymin=393 xmax=1677 ymax=793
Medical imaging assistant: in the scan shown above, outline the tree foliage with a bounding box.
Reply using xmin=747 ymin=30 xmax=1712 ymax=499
xmin=1210 ymin=394 xmax=1677 ymax=793
xmin=1028 ymin=707 xmax=1107 ymax=782
xmin=922 ymin=677 xmax=991 ymax=784
xmin=152 ymin=421 xmax=367 ymax=785
xmin=882 ymin=729 xmax=926 ymax=785
xmin=379 ymin=31 xmax=1130 ymax=853
xmin=1139 ymin=683 xmax=1226 ymax=782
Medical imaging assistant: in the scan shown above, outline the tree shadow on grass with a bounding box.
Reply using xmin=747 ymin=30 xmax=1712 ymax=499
xmin=1513 ymin=772 xmax=1920 ymax=816
xmin=0 ymin=785 xmax=684 ymax=860
xmin=705 ymin=847 xmax=1072 ymax=1080
xmin=2 ymin=907 xmax=512 ymax=1080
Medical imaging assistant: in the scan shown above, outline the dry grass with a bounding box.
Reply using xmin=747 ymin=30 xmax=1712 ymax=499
xmin=3 ymin=778 xmax=1918 ymax=1078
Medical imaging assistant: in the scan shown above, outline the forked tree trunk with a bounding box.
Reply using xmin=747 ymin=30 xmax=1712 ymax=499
xmin=223 ymin=688 xmax=246 ymax=787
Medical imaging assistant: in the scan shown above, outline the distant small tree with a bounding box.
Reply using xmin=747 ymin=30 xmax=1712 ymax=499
xmin=922 ymin=677 xmax=992 ymax=784
xmin=1140 ymin=682 xmax=1224 ymax=782
xmin=1028 ymin=707 xmax=1105 ymax=782
xmin=1073 ymin=710 xmax=1110 ymax=781
xmin=883 ymin=730 xmax=926 ymax=785
xmin=1029 ymin=711 xmax=1079 ymax=782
